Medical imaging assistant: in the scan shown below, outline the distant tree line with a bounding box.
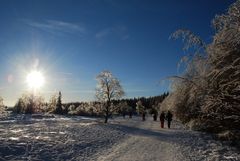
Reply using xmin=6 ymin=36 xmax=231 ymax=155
xmin=11 ymin=91 xmax=168 ymax=117
xmin=116 ymin=93 xmax=169 ymax=111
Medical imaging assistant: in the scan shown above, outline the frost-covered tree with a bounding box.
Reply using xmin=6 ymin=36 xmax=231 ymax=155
xmin=68 ymin=104 xmax=76 ymax=115
xmin=47 ymin=93 xmax=57 ymax=113
xmin=136 ymin=100 xmax=146 ymax=121
xmin=162 ymin=0 xmax=240 ymax=139
xmin=118 ymin=101 xmax=128 ymax=115
xmin=162 ymin=1 xmax=240 ymax=140
xmin=0 ymin=97 xmax=5 ymax=114
xmin=14 ymin=98 xmax=25 ymax=113
xmin=96 ymin=70 xmax=124 ymax=123
xmin=13 ymin=93 xmax=44 ymax=114
xmin=136 ymin=100 xmax=144 ymax=114
xmin=203 ymin=1 xmax=240 ymax=134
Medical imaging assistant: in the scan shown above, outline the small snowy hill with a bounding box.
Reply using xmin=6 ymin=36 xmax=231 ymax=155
xmin=0 ymin=114 xmax=239 ymax=160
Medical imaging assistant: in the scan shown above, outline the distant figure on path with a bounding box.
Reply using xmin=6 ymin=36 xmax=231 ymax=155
xmin=160 ymin=111 xmax=165 ymax=128
xmin=166 ymin=110 xmax=173 ymax=128
xmin=150 ymin=107 xmax=158 ymax=121
xmin=153 ymin=112 xmax=157 ymax=121
xmin=122 ymin=111 xmax=126 ymax=118
xmin=129 ymin=111 xmax=133 ymax=118
xmin=142 ymin=111 xmax=146 ymax=121
xmin=128 ymin=106 xmax=133 ymax=118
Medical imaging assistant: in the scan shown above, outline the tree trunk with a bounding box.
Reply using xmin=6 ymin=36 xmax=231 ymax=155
xmin=105 ymin=102 xmax=110 ymax=123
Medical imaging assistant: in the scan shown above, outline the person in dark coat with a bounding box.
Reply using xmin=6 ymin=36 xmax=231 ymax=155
xmin=153 ymin=112 xmax=157 ymax=121
xmin=128 ymin=106 xmax=133 ymax=118
xmin=166 ymin=110 xmax=173 ymax=128
xmin=150 ymin=108 xmax=158 ymax=121
xmin=159 ymin=111 xmax=165 ymax=128
xmin=142 ymin=111 xmax=146 ymax=121
xmin=122 ymin=110 xmax=126 ymax=118
xmin=129 ymin=111 xmax=133 ymax=118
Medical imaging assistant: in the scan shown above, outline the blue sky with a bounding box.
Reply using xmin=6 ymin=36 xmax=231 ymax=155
xmin=0 ymin=0 xmax=235 ymax=106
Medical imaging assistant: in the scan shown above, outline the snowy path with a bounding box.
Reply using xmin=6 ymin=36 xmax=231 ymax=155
xmin=98 ymin=117 xmax=240 ymax=161
xmin=0 ymin=114 xmax=239 ymax=160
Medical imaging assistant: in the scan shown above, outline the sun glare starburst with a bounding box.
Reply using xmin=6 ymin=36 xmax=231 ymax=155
xmin=26 ymin=71 xmax=45 ymax=90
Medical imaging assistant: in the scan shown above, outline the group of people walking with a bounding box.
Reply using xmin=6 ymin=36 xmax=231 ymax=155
xmin=122 ymin=107 xmax=173 ymax=129
xmin=159 ymin=110 xmax=173 ymax=128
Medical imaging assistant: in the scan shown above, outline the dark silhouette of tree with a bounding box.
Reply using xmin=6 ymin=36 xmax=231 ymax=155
xmin=55 ymin=91 xmax=63 ymax=114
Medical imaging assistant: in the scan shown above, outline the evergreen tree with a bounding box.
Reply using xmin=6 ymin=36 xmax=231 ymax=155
xmin=55 ymin=91 xmax=63 ymax=114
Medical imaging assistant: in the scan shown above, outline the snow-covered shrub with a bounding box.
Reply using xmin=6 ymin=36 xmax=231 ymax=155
xmin=47 ymin=94 xmax=57 ymax=113
xmin=201 ymin=1 xmax=240 ymax=133
xmin=136 ymin=100 xmax=145 ymax=114
xmin=87 ymin=102 xmax=101 ymax=116
xmin=13 ymin=93 xmax=45 ymax=114
xmin=0 ymin=96 xmax=6 ymax=115
xmin=118 ymin=101 xmax=127 ymax=113
xmin=68 ymin=104 xmax=76 ymax=115
xmin=74 ymin=104 xmax=88 ymax=115
xmin=162 ymin=0 xmax=240 ymax=140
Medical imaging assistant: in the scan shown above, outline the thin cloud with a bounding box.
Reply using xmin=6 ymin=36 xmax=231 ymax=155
xmin=57 ymin=72 xmax=73 ymax=76
xmin=22 ymin=19 xmax=86 ymax=35
xmin=95 ymin=25 xmax=130 ymax=40
xmin=95 ymin=28 xmax=111 ymax=39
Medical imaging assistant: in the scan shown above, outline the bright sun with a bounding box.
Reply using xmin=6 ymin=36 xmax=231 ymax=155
xmin=26 ymin=71 xmax=45 ymax=90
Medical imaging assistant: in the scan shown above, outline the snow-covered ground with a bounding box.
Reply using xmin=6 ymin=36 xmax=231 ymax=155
xmin=0 ymin=114 xmax=239 ymax=161
xmin=0 ymin=114 xmax=127 ymax=161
